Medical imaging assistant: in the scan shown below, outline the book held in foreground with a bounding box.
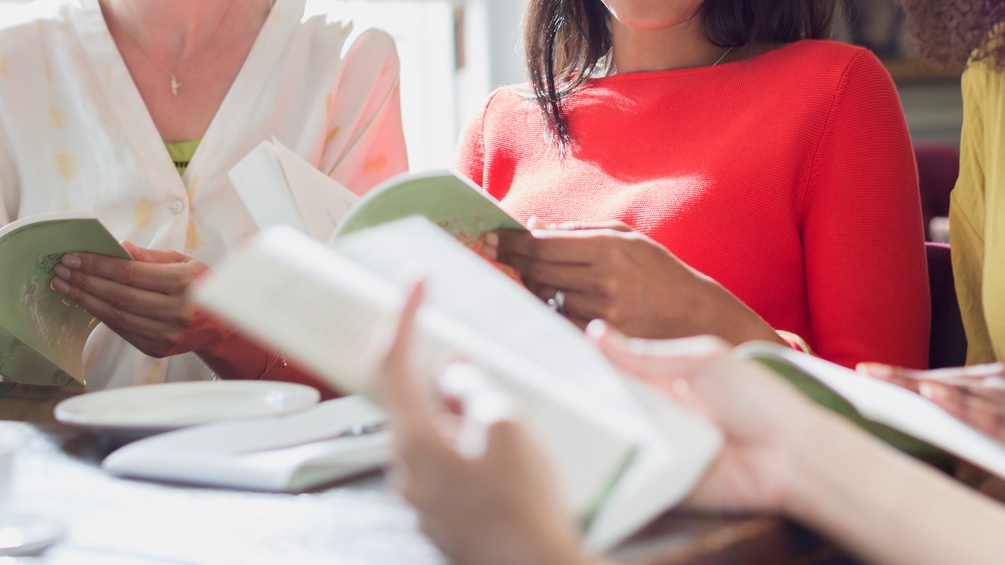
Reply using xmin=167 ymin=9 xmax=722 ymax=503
xmin=191 ymin=218 xmax=723 ymax=552
xmin=193 ymin=216 xmax=1005 ymax=552
xmin=0 ymin=211 xmax=129 ymax=385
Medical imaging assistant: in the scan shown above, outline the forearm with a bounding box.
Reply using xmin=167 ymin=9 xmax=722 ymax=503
xmin=196 ymin=333 xmax=342 ymax=399
xmin=695 ymin=281 xmax=786 ymax=347
xmin=786 ymin=413 xmax=1005 ymax=565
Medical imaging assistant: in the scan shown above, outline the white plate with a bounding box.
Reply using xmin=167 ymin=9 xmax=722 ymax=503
xmin=54 ymin=381 xmax=320 ymax=438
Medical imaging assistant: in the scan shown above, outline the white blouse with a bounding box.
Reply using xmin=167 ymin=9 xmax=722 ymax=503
xmin=0 ymin=0 xmax=409 ymax=389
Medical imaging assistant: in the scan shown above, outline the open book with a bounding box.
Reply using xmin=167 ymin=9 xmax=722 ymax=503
xmin=191 ymin=218 xmax=723 ymax=552
xmin=0 ymin=211 xmax=129 ymax=385
xmin=737 ymin=343 xmax=1005 ymax=480
xmin=192 ymin=215 xmax=1005 ymax=550
xmin=228 ymin=137 xmax=524 ymax=247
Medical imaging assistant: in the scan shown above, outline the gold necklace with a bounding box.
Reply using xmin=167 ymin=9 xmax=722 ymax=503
xmin=107 ymin=0 xmax=238 ymax=96
xmin=712 ymin=47 xmax=733 ymax=67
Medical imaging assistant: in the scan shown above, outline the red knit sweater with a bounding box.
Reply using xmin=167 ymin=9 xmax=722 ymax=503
xmin=456 ymin=40 xmax=930 ymax=369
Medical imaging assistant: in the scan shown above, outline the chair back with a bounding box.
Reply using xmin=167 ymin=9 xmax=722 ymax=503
xmin=926 ymin=242 xmax=967 ymax=368
xmin=915 ymin=143 xmax=960 ymax=241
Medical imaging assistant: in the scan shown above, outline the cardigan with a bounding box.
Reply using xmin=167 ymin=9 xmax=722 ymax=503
xmin=951 ymin=52 xmax=1005 ymax=364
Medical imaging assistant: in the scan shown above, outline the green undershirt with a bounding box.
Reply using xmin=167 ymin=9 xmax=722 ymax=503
xmin=165 ymin=139 xmax=201 ymax=175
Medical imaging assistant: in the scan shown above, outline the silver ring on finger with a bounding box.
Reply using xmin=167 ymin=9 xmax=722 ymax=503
xmin=547 ymin=289 xmax=567 ymax=315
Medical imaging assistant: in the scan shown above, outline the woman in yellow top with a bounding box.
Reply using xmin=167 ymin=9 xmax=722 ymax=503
xmin=864 ymin=1 xmax=1005 ymax=442
xmin=949 ymin=25 xmax=1005 ymax=366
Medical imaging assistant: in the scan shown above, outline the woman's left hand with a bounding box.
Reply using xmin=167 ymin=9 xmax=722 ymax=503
xmin=489 ymin=220 xmax=781 ymax=344
xmin=51 ymin=241 xmax=230 ymax=358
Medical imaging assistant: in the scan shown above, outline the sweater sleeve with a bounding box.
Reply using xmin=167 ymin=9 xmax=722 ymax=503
xmin=951 ymin=62 xmax=996 ymax=364
xmin=454 ymin=92 xmax=493 ymax=189
xmin=801 ymin=51 xmax=930 ymax=369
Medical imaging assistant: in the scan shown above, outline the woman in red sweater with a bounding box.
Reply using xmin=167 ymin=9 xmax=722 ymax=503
xmin=463 ymin=0 xmax=930 ymax=369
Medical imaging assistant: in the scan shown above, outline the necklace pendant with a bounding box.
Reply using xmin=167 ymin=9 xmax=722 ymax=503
xmin=170 ymin=74 xmax=180 ymax=96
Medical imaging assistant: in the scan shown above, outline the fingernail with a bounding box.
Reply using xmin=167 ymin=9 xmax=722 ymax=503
xmin=858 ymin=362 xmax=890 ymax=377
xmin=51 ymin=277 xmax=70 ymax=294
xmin=585 ymin=319 xmax=606 ymax=340
xmin=919 ymin=382 xmax=948 ymax=402
xmin=61 ymin=254 xmax=81 ymax=269
xmin=52 ymin=264 xmax=71 ymax=280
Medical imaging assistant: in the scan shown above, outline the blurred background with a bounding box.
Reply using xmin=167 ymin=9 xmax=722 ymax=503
xmin=0 ymin=0 xmax=963 ymax=175
xmin=348 ymin=0 xmax=964 ymax=173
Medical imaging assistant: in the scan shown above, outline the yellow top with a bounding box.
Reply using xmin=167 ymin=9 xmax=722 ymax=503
xmin=165 ymin=139 xmax=201 ymax=175
xmin=951 ymin=55 xmax=1005 ymax=364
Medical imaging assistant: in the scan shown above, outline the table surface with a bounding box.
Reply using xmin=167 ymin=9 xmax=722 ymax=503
xmin=0 ymin=382 xmax=854 ymax=565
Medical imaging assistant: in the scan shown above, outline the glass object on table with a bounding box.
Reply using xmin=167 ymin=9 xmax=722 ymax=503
xmin=0 ymin=432 xmax=65 ymax=556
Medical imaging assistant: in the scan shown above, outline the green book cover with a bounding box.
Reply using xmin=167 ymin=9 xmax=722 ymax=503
xmin=0 ymin=211 xmax=130 ymax=386
xmin=332 ymin=170 xmax=526 ymax=253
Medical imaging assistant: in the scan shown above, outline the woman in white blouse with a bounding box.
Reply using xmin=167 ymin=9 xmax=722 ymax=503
xmin=0 ymin=0 xmax=408 ymax=390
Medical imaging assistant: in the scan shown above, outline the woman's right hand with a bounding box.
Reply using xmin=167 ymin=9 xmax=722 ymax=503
xmin=487 ymin=219 xmax=782 ymax=346
xmin=859 ymin=363 xmax=1005 ymax=443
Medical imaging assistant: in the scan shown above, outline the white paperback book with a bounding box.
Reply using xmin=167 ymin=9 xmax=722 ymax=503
xmin=191 ymin=218 xmax=724 ymax=552
xmin=228 ymin=137 xmax=359 ymax=243
xmin=102 ymin=396 xmax=391 ymax=492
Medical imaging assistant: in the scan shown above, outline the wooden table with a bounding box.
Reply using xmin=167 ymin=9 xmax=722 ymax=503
xmin=0 ymin=383 xmax=855 ymax=565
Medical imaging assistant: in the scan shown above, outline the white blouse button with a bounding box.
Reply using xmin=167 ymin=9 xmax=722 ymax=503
xmin=169 ymin=198 xmax=185 ymax=214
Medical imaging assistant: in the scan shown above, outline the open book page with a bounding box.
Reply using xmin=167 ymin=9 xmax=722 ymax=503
xmin=228 ymin=141 xmax=309 ymax=235
xmin=736 ymin=343 xmax=1005 ymax=480
xmin=333 ymin=217 xmax=722 ymax=551
xmin=0 ymin=211 xmax=129 ymax=385
xmin=190 ymin=223 xmax=637 ymax=524
xmin=332 ymin=170 xmax=525 ymax=245
xmin=583 ymin=377 xmax=722 ymax=550
xmin=272 ymin=138 xmax=358 ymax=242
xmin=228 ymin=139 xmax=359 ymax=243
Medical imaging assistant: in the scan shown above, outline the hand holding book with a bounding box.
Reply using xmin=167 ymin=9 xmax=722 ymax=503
xmin=373 ymin=279 xmax=586 ymax=565
xmin=0 ymin=211 xmax=130 ymax=385
xmin=50 ymin=242 xmax=221 ymax=360
xmin=861 ymin=362 xmax=1005 ymax=445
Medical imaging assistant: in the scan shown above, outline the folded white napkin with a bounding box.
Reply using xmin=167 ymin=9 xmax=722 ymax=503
xmin=102 ymin=396 xmax=390 ymax=492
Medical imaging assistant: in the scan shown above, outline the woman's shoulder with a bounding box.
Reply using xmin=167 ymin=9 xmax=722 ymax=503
xmin=759 ymin=39 xmax=888 ymax=78
xmin=477 ymin=85 xmax=539 ymax=120
xmin=747 ymin=39 xmax=896 ymax=105
xmin=0 ymin=0 xmax=87 ymax=63
xmin=297 ymin=0 xmax=397 ymax=61
xmin=0 ymin=0 xmax=70 ymax=36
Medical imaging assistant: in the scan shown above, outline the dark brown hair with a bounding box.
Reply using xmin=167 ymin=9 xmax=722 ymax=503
xmin=898 ymin=0 xmax=1005 ymax=73
xmin=524 ymin=0 xmax=837 ymax=146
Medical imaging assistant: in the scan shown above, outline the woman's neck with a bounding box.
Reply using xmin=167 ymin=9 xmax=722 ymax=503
xmin=609 ymin=17 xmax=728 ymax=73
xmin=99 ymin=0 xmax=271 ymax=65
